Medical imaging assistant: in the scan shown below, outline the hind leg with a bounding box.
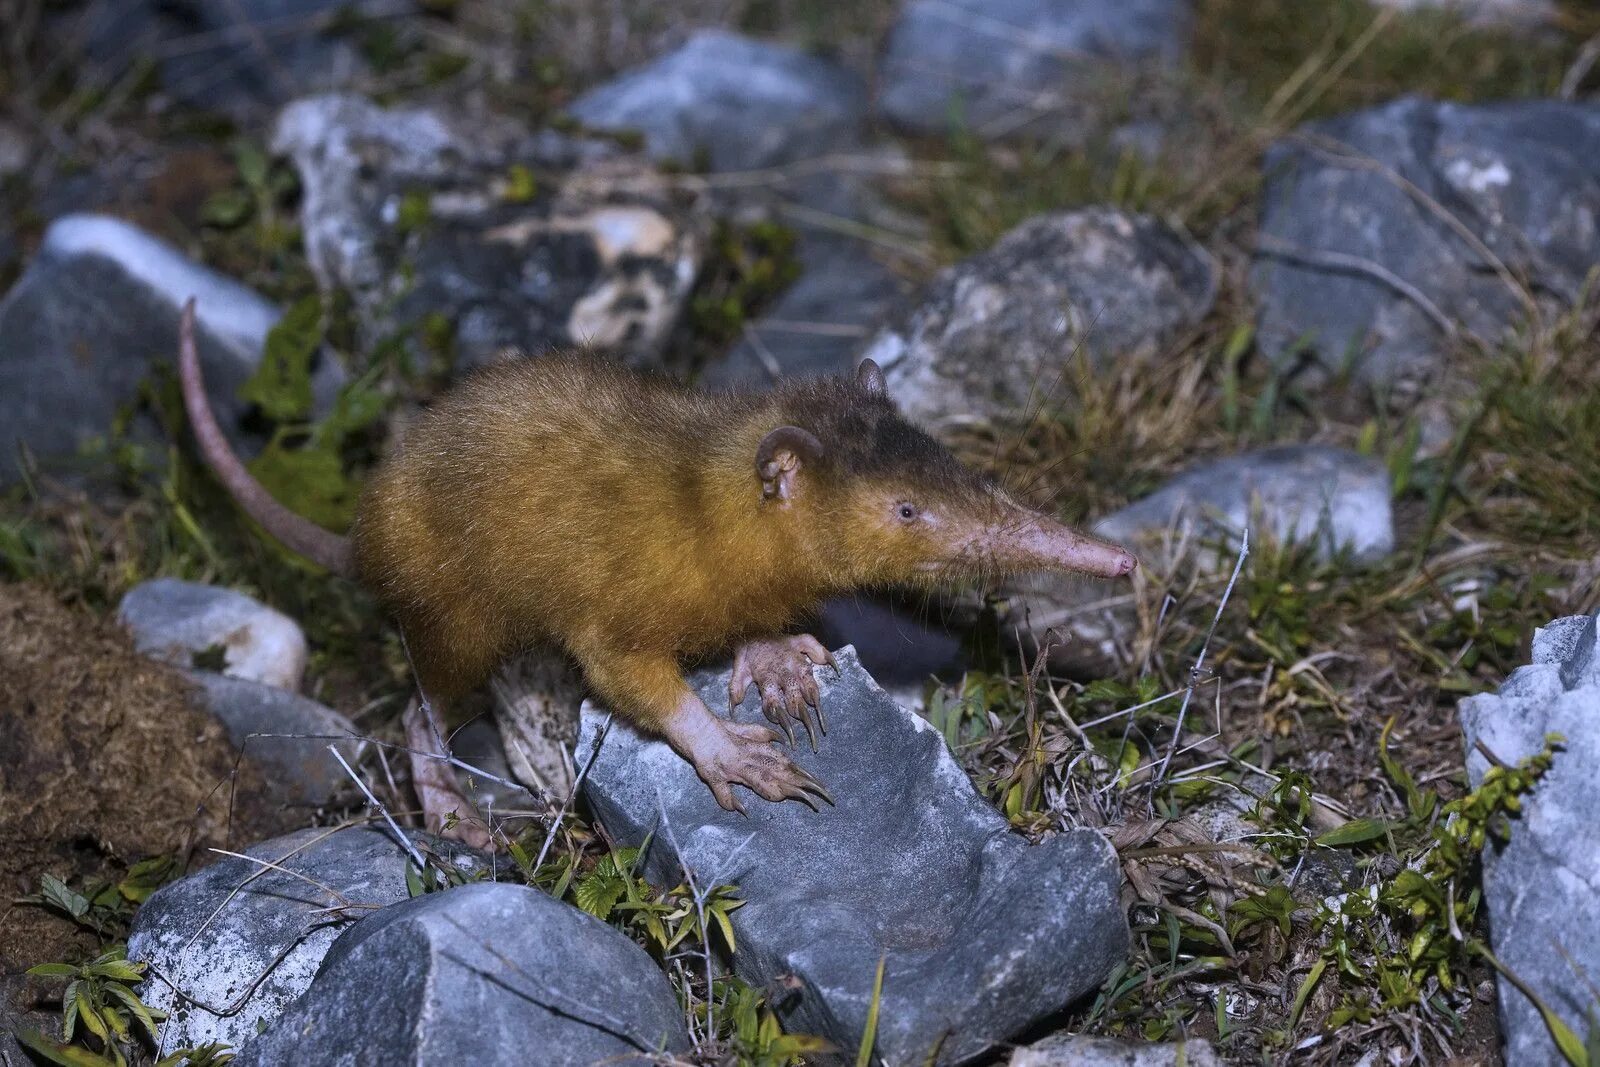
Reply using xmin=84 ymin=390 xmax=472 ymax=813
xmin=398 ymin=617 xmax=505 ymax=849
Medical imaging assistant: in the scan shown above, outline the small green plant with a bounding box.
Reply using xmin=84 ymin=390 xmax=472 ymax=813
xmin=22 ymin=947 xmax=165 ymax=1066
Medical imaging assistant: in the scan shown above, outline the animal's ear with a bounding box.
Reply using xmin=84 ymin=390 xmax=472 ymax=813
xmin=855 ymin=358 xmax=887 ymax=397
xmin=756 ymin=426 xmax=824 ymax=503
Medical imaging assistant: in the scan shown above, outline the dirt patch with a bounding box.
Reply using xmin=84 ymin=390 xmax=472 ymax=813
xmin=0 ymin=583 xmax=294 ymax=976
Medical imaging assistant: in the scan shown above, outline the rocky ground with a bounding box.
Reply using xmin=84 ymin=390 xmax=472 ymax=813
xmin=2 ymin=0 xmax=1599 ymax=1064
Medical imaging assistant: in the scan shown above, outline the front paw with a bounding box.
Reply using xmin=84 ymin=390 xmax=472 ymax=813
xmin=728 ymin=634 xmax=836 ymax=749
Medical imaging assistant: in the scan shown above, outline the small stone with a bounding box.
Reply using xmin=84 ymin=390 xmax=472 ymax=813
xmin=864 ymin=209 xmax=1215 ymax=430
xmin=189 ymin=673 xmax=362 ymax=807
xmin=1458 ymin=611 xmax=1600 ymax=1065
xmin=273 ymin=93 xmax=706 ymax=371
xmin=1252 ymin=97 xmax=1600 ymax=391
xmin=0 ymin=214 xmax=343 ymax=486
xmin=997 ymin=446 xmax=1394 ymax=674
xmin=236 ymin=882 xmax=690 ymax=1065
xmin=1009 ymin=1034 xmax=1224 ymax=1066
xmin=119 ymin=579 xmax=308 ymax=692
xmin=878 ymin=0 xmax=1191 ymax=138
xmin=569 ymin=30 xmax=867 ymax=173
xmin=128 ymin=827 xmax=485 ymax=1057
xmin=580 ymin=647 xmax=1127 ymax=1065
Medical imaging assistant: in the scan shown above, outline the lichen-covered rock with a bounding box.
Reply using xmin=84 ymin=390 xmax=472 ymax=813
xmin=878 ymin=0 xmax=1191 ymax=138
xmin=1458 ymin=612 xmax=1600 ymax=1066
xmin=0 ymin=214 xmax=342 ymax=486
xmin=997 ymin=446 xmax=1394 ymax=674
xmin=580 ymin=647 xmax=1127 ymax=1065
xmin=569 ymin=30 xmax=866 ymax=173
xmin=190 ymin=673 xmax=362 ymax=807
xmin=128 ymin=827 xmax=486 ymax=1058
xmin=273 ymin=93 xmax=705 ymax=371
xmin=118 ymin=579 xmax=308 ymax=692
xmin=863 ymin=209 xmax=1215 ymax=430
xmin=1253 ymin=97 xmax=1600 ymax=390
xmin=1010 ymin=1034 xmax=1223 ymax=1066
xmin=236 ymin=883 xmax=690 ymax=1066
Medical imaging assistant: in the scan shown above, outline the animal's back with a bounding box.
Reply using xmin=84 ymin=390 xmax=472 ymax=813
xmin=350 ymin=354 xmax=749 ymax=694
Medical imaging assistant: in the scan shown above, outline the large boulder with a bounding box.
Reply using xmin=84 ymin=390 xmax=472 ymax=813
xmin=127 ymin=826 xmax=486 ymax=1056
xmin=118 ymin=579 xmax=308 ymax=692
xmin=0 ymin=214 xmax=342 ymax=486
xmin=580 ymin=647 xmax=1128 ymax=1065
xmin=569 ymin=30 xmax=867 ymax=173
xmin=878 ymin=0 xmax=1192 ymax=138
xmin=1458 ymin=611 xmax=1600 ymax=1065
xmin=998 ymin=446 xmax=1394 ymax=674
xmin=863 ymin=209 xmax=1215 ymax=430
xmin=1252 ymin=97 xmax=1600 ymax=391
xmin=273 ymin=93 xmax=706 ymax=371
xmin=236 ymin=883 xmax=690 ymax=1065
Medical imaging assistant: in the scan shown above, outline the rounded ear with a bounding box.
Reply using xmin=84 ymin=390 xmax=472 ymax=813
xmin=855 ymin=358 xmax=887 ymax=396
xmin=755 ymin=426 xmax=824 ymax=503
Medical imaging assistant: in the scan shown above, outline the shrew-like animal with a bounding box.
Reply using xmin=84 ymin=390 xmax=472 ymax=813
xmin=179 ymin=300 xmax=1136 ymax=813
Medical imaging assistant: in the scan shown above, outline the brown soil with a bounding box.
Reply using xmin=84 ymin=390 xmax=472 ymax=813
xmin=0 ymin=583 xmax=294 ymax=977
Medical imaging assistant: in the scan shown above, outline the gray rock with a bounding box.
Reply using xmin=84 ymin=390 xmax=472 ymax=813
xmin=569 ymin=30 xmax=867 ymax=173
xmin=997 ymin=446 xmax=1394 ymax=674
xmin=702 ymin=234 xmax=908 ymax=387
xmin=128 ymin=826 xmax=487 ymax=1058
xmin=0 ymin=117 xmax=27 ymax=178
xmin=273 ymin=93 xmax=706 ymax=372
xmin=1458 ymin=611 xmax=1600 ymax=1066
xmin=191 ymin=672 xmax=362 ymax=807
xmin=0 ymin=214 xmax=342 ymax=486
xmin=1253 ymin=97 xmax=1600 ymax=390
xmin=1010 ymin=1034 xmax=1223 ymax=1066
xmin=237 ymin=882 xmax=691 ymax=1066
xmin=1371 ymin=0 xmax=1555 ymax=28
xmin=812 ymin=595 xmax=967 ymax=687
xmin=878 ymin=0 xmax=1191 ymax=138
xmin=864 ymin=209 xmax=1215 ymax=430
xmin=580 ymin=647 xmax=1128 ymax=1065
xmin=73 ymin=0 xmax=416 ymax=113
xmin=119 ymin=579 xmax=308 ymax=692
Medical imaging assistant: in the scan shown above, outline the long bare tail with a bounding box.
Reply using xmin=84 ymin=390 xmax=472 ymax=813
xmin=179 ymin=298 xmax=355 ymax=577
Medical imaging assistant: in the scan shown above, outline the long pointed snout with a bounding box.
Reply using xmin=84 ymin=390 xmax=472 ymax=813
xmin=964 ymin=510 xmax=1138 ymax=579
xmin=1012 ymin=514 xmax=1138 ymax=578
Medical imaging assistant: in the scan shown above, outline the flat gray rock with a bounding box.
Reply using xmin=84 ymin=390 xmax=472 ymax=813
xmin=119 ymin=579 xmax=308 ymax=692
xmin=0 ymin=214 xmax=342 ymax=486
xmin=71 ymin=0 xmax=417 ymax=112
xmin=1010 ymin=1034 xmax=1223 ymax=1066
xmin=1253 ymin=97 xmax=1600 ymax=390
xmin=128 ymin=826 xmax=486 ymax=1058
xmin=273 ymin=93 xmax=705 ymax=371
xmin=878 ymin=0 xmax=1191 ymax=138
xmin=996 ymin=446 xmax=1394 ymax=675
xmin=702 ymin=234 xmax=908 ymax=388
xmin=237 ymin=882 xmax=690 ymax=1066
xmin=580 ymin=647 xmax=1127 ymax=1065
xmin=569 ymin=30 xmax=867 ymax=173
xmin=191 ymin=672 xmax=362 ymax=807
xmin=863 ymin=209 xmax=1215 ymax=430
xmin=1458 ymin=612 xmax=1600 ymax=1065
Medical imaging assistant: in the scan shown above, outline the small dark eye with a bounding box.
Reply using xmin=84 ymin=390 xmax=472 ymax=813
xmin=896 ymin=502 xmax=918 ymax=522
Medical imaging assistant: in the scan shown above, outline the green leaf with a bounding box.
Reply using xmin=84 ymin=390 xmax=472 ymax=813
xmin=27 ymin=963 xmax=79 ymax=978
xmin=200 ymin=188 xmax=254 ymax=229
xmin=239 ymin=295 xmax=321 ymax=422
xmin=103 ymin=980 xmax=165 ymax=1043
xmin=245 ymin=436 xmax=359 ymax=533
xmin=12 ymin=1029 xmax=118 ymax=1066
xmin=572 ymin=873 xmax=627 ymax=922
xmin=85 ymin=960 xmax=144 ymax=983
xmin=1315 ymin=817 xmax=1393 ymax=848
xmin=40 ymin=873 xmax=92 ymax=920
xmin=855 ymin=955 xmax=886 ymax=1067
